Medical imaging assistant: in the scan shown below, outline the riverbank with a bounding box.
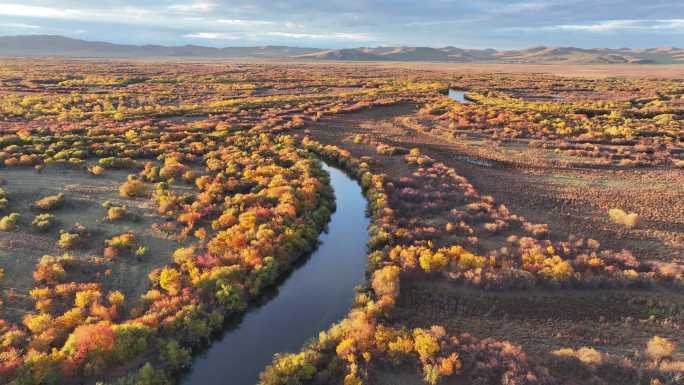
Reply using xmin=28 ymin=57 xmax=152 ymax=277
xmin=181 ymin=163 xmax=370 ymax=385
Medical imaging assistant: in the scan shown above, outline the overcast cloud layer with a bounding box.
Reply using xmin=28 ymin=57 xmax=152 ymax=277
xmin=0 ymin=0 xmax=683 ymax=48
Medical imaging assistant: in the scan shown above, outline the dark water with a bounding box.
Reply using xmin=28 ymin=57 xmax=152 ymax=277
xmin=448 ymin=89 xmax=472 ymax=104
xmin=181 ymin=163 xmax=370 ymax=385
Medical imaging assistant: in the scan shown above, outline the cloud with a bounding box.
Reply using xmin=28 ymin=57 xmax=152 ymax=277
xmin=1 ymin=0 xmax=684 ymax=48
xmin=184 ymin=31 xmax=374 ymax=41
xmin=183 ymin=32 xmax=242 ymax=39
xmin=0 ymin=2 xmax=296 ymax=32
xmin=511 ymin=19 xmax=684 ymax=33
xmin=404 ymin=20 xmax=473 ymax=27
xmin=0 ymin=22 xmax=41 ymax=29
xmin=0 ymin=3 xmax=82 ymax=18
xmin=554 ymin=20 xmax=650 ymax=32
xmin=0 ymin=2 xmax=233 ymax=30
xmin=0 ymin=3 xmax=155 ymax=21
xmin=169 ymin=2 xmax=217 ymax=13
xmin=217 ymin=19 xmax=275 ymax=26
xmin=498 ymin=2 xmax=550 ymax=14
xmin=264 ymin=32 xmax=373 ymax=40
xmin=651 ymin=19 xmax=684 ymax=30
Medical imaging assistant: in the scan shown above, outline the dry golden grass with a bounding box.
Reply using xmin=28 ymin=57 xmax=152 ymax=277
xmin=608 ymin=208 xmax=640 ymax=229
xmin=142 ymin=58 xmax=684 ymax=79
xmin=647 ymin=336 xmax=676 ymax=364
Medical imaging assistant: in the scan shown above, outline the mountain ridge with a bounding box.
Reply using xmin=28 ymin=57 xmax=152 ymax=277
xmin=1 ymin=35 xmax=683 ymax=64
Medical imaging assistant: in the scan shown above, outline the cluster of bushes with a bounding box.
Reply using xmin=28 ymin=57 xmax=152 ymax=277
xmin=99 ymin=157 xmax=139 ymax=170
xmin=262 ymin=137 xmax=683 ymax=385
xmin=260 ymin=139 xmax=555 ymax=385
xmin=0 ymin=62 xmax=455 ymax=383
xmin=0 ymin=59 xmax=439 ymax=124
xmin=0 ymin=130 xmax=340 ymax=384
xmin=1 ymin=62 xmax=681 ymax=385
xmin=549 ymin=336 xmax=682 ymax=384
xmin=398 ymin=149 xmax=680 ymax=289
xmin=417 ymin=78 xmax=684 ymax=168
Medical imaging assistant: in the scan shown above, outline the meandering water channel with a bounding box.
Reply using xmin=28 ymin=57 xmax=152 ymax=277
xmin=182 ymin=162 xmax=370 ymax=385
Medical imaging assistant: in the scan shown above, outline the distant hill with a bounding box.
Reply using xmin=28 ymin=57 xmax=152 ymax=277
xmin=1 ymin=35 xmax=683 ymax=64
xmin=0 ymin=35 xmax=320 ymax=59
xmin=299 ymin=47 xmax=500 ymax=62
xmin=304 ymin=46 xmax=684 ymax=64
xmin=492 ymin=46 xmax=684 ymax=64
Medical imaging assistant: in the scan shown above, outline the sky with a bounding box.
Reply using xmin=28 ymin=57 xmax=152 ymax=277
xmin=0 ymin=1 xmax=683 ymax=49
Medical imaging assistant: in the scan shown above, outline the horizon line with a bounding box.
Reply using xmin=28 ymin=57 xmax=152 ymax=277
xmin=1 ymin=34 xmax=681 ymax=52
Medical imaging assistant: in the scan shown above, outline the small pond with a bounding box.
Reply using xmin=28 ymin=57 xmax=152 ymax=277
xmin=448 ymin=89 xmax=473 ymax=104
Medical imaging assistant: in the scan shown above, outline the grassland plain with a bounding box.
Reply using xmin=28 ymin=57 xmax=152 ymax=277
xmin=0 ymin=59 xmax=681 ymax=385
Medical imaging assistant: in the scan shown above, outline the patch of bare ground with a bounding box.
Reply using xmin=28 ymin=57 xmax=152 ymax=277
xmin=409 ymin=142 xmax=684 ymax=263
xmin=0 ymin=164 xmax=177 ymax=322
xmin=304 ymin=103 xmax=421 ymax=183
xmin=368 ymin=62 xmax=684 ymax=79
xmin=387 ymin=277 xmax=684 ymax=384
xmin=304 ymin=103 xmax=684 ymax=383
xmin=235 ymin=60 xmax=684 ymax=79
xmin=304 ymin=103 xmax=684 ymax=263
xmin=368 ymin=365 xmax=463 ymax=385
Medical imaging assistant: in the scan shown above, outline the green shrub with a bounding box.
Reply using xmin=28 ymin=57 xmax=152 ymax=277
xmin=135 ymin=246 xmax=147 ymax=257
xmin=98 ymin=157 xmax=137 ymax=169
xmin=646 ymin=336 xmax=676 ymax=365
xmin=106 ymin=233 xmax=136 ymax=249
xmin=608 ymin=208 xmax=640 ymax=229
xmin=104 ymin=233 xmax=138 ymax=258
xmin=107 ymin=206 xmax=127 ymax=221
xmin=0 ymin=213 xmax=20 ymax=231
xmin=34 ymin=193 xmax=66 ymax=211
xmin=119 ymin=177 xmax=147 ymax=198
xmin=58 ymin=231 xmax=81 ymax=250
xmin=32 ymin=213 xmax=56 ymax=231
xmin=88 ymin=165 xmax=105 ymax=176
xmin=160 ymin=340 xmax=191 ymax=371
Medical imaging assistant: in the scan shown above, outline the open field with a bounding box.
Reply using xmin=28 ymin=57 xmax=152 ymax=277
xmin=370 ymin=62 xmax=684 ymax=79
xmin=0 ymin=59 xmax=681 ymax=385
xmin=0 ymin=165 xmax=178 ymax=323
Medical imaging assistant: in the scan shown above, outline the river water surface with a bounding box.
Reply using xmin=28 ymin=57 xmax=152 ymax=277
xmin=182 ymin=162 xmax=370 ymax=385
xmin=448 ymin=89 xmax=473 ymax=104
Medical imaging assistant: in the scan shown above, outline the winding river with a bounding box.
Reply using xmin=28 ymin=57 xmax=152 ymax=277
xmin=182 ymin=162 xmax=370 ymax=385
